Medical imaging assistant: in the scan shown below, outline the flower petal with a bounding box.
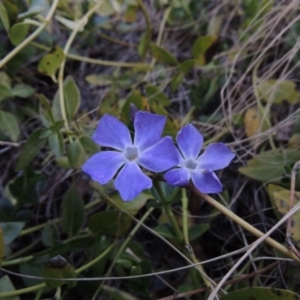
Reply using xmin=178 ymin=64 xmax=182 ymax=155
xmin=134 ymin=111 xmax=166 ymax=151
xmin=93 ymin=114 xmax=132 ymax=151
xmin=177 ymin=124 xmax=203 ymax=159
xmin=191 ymin=170 xmax=222 ymax=194
xmin=82 ymin=151 xmax=125 ymax=184
xmin=197 ymin=143 xmax=234 ymax=170
xmin=138 ymin=137 xmax=179 ymax=172
xmin=164 ymin=168 xmax=190 ymax=186
xmin=114 ymin=162 xmax=152 ymax=201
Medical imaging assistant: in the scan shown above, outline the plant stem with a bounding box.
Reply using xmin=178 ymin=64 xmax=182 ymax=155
xmin=0 ymin=0 xmax=59 ymax=68
xmin=57 ymin=1 xmax=104 ymax=132
xmin=182 ymin=189 xmax=212 ymax=288
xmin=165 ymin=205 xmax=184 ymax=241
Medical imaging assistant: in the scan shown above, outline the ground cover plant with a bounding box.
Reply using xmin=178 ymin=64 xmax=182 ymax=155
xmin=1 ymin=0 xmax=300 ymax=299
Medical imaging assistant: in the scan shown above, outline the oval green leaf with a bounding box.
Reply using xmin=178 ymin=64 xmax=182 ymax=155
xmin=0 ymin=222 xmax=25 ymax=245
xmin=0 ymin=275 xmax=19 ymax=300
xmin=16 ymin=128 xmax=47 ymax=170
xmin=9 ymin=22 xmax=29 ymax=46
xmin=88 ymin=211 xmax=132 ymax=236
xmin=18 ymin=0 xmax=47 ymax=19
xmin=151 ymin=43 xmax=179 ymax=66
xmin=61 ymin=185 xmax=85 ymax=237
xmin=38 ymin=45 xmax=65 ymax=78
xmin=0 ymin=110 xmax=20 ymax=142
xmin=63 ymin=76 xmax=80 ymax=120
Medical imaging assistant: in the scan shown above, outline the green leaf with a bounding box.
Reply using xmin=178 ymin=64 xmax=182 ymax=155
xmin=79 ymin=135 xmax=99 ymax=156
xmin=121 ymin=89 xmax=148 ymax=124
xmin=256 ymin=79 xmax=300 ymax=104
xmin=38 ymin=46 xmax=65 ymax=79
xmin=9 ymin=168 xmax=44 ymax=204
xmin=43 ymin=255 xmax=77 ymax=288
xmin=61 ymin=185 xmax=85 ymax=236
xmin=63 ymin=76 xmax=80 ymax=120
xmin=267 ymin=184 xmax=300 ymax=246
xmin=38 ymin=94 xmax=55 ymax=126
xmin=170 ymin=72 xmax=184 ymax=92
xmin=0 ymin=110 xmax=20 ymax=142
xmin=16 ymin=128 xmax=47 ymax=170
xmin=151 ymin=181 xmax=179 ymax=204
xmin=0 ymin=2 xmax=10 ymax=32
xmin=154 ymin=223 xmax=180 ymax=241
xmin=88 ymin=211 xmax=132 ymax=236
xmin=12 ymin=84 xmax=35 ymax=98
xmin=0 ymin=222 xmax=25 ymax=245
xmin=150 ymin=103 xmax=180 ymax=138
xmin=55 ymin=156 xmax=71 ymax=169
xmin=0 ymin=276 xmax=20 ymax=300
xmin=138 ymin=32 xmax=150 ymax=58
xmin=192 ymin=35 xmax=219 ymax=66
xmin=0 ymin=72 xmax=11 ymax=89
xmin=221 ymin=287 xmax=300 ymax=300
xmin=18 ymin=0 xmax=47 ymax=19
xmin=189 ymin=224 xmax=209 ymax=241
xmin=145 ymin=84 xmax=170 ymax=106
xmin=108 ymin=192 xmax=151 ymax=215
xmin=67 ymin=139 xmax=86 ymax=168
xmin=85 ymin=74 xmax=113 ymax=86
xmin=9 ymin=22 xmax=30 ymax=46
xmin=0 ymin=85 xmax=12 ymax=102
xmin=180 ymin=59 xmax=195 ymax=73
xmin=48 ymin=131 xmax=64 ymax=158
xmin=42 ymin=222 xmax=59 ymax=247
xmin=238 ymin=149 xmax=300 ymax=183
xmin=151 ymin=43 xmax=179 ymax=66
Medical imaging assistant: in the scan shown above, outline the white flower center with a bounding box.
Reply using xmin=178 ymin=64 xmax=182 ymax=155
xmin=124 ymin=146 xmax=139 ymax=161
xmin=184 ymin=158 xmax=197 ymax=170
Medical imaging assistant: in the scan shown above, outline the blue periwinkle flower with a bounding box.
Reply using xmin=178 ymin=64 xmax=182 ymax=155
xmin=164 ymin=124 xmax=234 ymax=193
xmin=82 ymin=111 xmax=179 ymax=201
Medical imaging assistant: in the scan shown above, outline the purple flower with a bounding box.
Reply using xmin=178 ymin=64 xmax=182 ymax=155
xmin=164 ymin=124 xmax=234 ymax=194
xmin=82 ymin=111 xmax=179 ymax=201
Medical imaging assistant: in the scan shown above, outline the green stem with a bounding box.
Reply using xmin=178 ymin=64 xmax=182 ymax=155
xmin=144 ymin=6 xmax=171 ymax=80
xmin=182 ymin=189 xmax=212 ymax=288
xmin=75 ymin=242 xmax=115 ymax=274
xmin=0 ymin=0 xmax=59 ymax=68
xmin=154 ymin=181 xmax=183 ymax=241
xmin=91 ymin=208 xmax=154 ymax=300
xmin=136 ymin=0 xmax=152 ymax=42
xmin=32 ymin=42 xmax=149 ymax=68
xmin=58 ymin=2 xmax=103 ymax=132
xmin=165 ymin=205 xmax=184 ymax=241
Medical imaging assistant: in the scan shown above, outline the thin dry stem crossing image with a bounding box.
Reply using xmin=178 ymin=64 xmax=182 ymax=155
xmin=1 ymin=0 xmax=300 ymax=299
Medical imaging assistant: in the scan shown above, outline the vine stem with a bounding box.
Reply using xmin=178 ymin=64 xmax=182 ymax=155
xmin=193 ymin=187 xmax=300 ymax=263
xmin=57 ymin=1 xmax=104 ymax=132
xmin=30 ymin=42 xmax=149 ymax=68
xmin=182 ymin=189 xmax=212 ymax=288
xmin=0 ymin=0 xmax=59 ymax=68
xmin=156 ymin=182 xmax=214 ymax=289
